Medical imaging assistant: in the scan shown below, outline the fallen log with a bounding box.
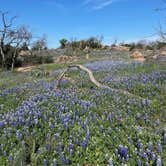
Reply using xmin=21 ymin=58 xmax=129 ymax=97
xmin=55 ymin=64 xmax=151 ymax=102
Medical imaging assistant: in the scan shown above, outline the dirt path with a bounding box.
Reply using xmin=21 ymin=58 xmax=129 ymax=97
xmin=16 ymin=66 xmax=36 ymax=72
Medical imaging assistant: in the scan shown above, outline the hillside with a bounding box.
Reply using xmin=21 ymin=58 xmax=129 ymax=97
xmin=0 ymin=54 xmax=166 ymax=165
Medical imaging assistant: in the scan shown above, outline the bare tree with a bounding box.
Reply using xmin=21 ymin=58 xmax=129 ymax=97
xmin=10 ymin=26 xmax=32 ymax=70
xmin=158 ymin=23 xmax=166 ymax=41
xmin=0 ymin=11 xmax=32 ymax=70
xmin=156 ymin=1 xmax=166 ymax=41
xmin=0 ymin=11 xmax=16 ymax=69
xmin=156 ymin=0 xmax=166 ymax=11
xmin=32 ymin=34 xmax=47 ymax=52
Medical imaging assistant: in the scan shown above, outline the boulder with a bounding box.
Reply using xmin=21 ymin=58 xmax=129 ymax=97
xmin=111 ymin=46 xmax=130 ymax=51
xmin=19 ymin=50 xmax=31 ymax=57
xmin=57 ymin=56 xmax=78 ymax=63
xmin=160 ymin=50 xmax=166 ymax=56
xmin=85 ymin=54 xmax=89 ymax=60
xmin=130 ymin=51 xmax=143 ymax=58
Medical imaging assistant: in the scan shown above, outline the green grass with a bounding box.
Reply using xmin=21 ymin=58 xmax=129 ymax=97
xmin=0 ymin=55 xmax=166 ymax=165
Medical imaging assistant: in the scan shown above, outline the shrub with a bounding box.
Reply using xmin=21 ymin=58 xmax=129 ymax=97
xmin=22 ymin=54 xmax=54 ymax=65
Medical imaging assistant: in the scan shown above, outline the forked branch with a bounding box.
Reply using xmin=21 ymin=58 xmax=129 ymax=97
xmin=55 ymin=64 xmax=151 ymax=102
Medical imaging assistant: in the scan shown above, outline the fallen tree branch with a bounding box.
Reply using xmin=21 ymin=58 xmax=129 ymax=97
xmin=55 ymin=64 xmax=150 ymax=102
xmin=55 ymin=68 xmax=70 ymax=89
xmin=69 ymin=64 xmax=103 ymax=88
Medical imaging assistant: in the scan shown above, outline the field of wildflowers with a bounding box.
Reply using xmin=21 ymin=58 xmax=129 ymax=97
xmin=0 ymin=59 xmax=166 ymax=165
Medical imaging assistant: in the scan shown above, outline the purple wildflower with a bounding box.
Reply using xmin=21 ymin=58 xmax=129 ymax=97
xmin=82 ymin=138 xmax=87 ymax=150
xmin=118 ymin=145 xmax=129 ymax=160
xmin=157 ymin=143 xmax=162 ymax=153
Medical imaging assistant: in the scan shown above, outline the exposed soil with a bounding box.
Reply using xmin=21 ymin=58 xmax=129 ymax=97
xmin=16 ymin=66 xmax=35 ymax=72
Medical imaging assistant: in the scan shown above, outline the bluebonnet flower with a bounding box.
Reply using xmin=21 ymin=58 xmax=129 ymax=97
xmin=99 ymin=125 xmax=104 ymax=132
xmin=137 ymin=139 xmax=143 ymax=149
xmin=163 ymin=131 xmax=166 ymax=142
xmin=82 ymin=138 xmax=87 ymax=150
xmin=0 ymin=120 xmax=5 ymax=128
xmin=147 ymin=141 xmax=153 ymax=151
xmin=61 ymin=154 xmax=69 ymax=164
xmin=86 ymin=60 xmax=129 ymax=72
xmin=108 ymin=159 xmax=114 ymax=166
xmin=52 ymin=159 xmax=57 ymax=166
xmin=36 ymin=148 xmax=42 ymax=155
xmin=107 ymin=127 xmax=111 ymax=134
xmin=34 ymin=118 xmax=38 ymax=125
xmin=143 ymin=152 xmax=149 ymax=160
xmin=69 ymin=135 xmax=73 ymax=143
xmin=156 ymin=156 xmax=162 ymax=166
xmin=9 ymin=155 xmax=14 ymax=163
xmin=58 ymin=143 xmax=63 ymax=153
xmin=16 ymin=130 xmax=23 ymax=140
xmin=0 ymin=145 xmax=4 ymax=150
xmin=68 ymin=143 xmax=73 ymax=152
xmin=54 ymin=133 xmax=61 ymax=141
xmin=105 ymin=154 xmax=109 ymax=160
xmin=137 ymin=159 xmax=142 ymax=166
xmin=118 ymin=145 xmax=129 ymax=160
xmin=146 ymin=148 xmax=152 ymax=157
xmin=43 ymin=159 xmax=47 ymax=166
xmin=3 ymin=152 xmax=7 ymax=157
xmin=157 ymin=143 xmax=162 ymax=153
xmin=45 ymin=143 xmax=50 ymax=151
xmin=128 ymin=136 xmax=133 ymax=144
xmin=46 ymin=133 xmax=51 ymax=140
xmin=69 ymin=149 xmax=73 ymax=157
xmin=156 ymin=119 xmax=160 ymax=125
xmin=151 ymin=152 xmax=156 ymax=161
xmin=145 ymin=162 xmax=150 ymax=166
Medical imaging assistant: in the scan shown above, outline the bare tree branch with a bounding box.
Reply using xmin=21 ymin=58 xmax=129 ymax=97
xmin=158 ymin=23 xmax=166 ymax=41
xmin=0 ymin=11 xmax=32 ymax=70
xmin=55 ymin=64 xmax=151 ymax=102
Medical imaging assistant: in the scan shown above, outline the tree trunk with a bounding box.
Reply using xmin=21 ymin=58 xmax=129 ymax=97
xmin=11 ymin=47 xmax=18 ymax=71
xmin=0 ymin=46 xmax=5 ymax=70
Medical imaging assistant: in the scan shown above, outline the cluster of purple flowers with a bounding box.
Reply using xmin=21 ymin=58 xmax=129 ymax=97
xmin=0 ymin=60 xmax=165 ymax=165
xmin=86 ymin=59 xmax=130 ymax=72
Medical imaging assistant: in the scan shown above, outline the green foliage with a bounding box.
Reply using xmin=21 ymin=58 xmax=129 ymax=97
xmin=86 ymin=37 xmax=102 ymax=49
xmin=125 ymin=40 xmax=166 ymax=51
xmin=0 ymin=56 xmax=165 ymax=165
xmin=20 ymin=42 xmax=29 ymax=51
xmin=0 ymin=44 xmax=22 ymax=69
xmin=153 ymin=41 xmax=166 ymax=49
xmin=32 ymin=36 xmax=47 ymax=51
xmin=23 ymin=54 xmax=54 ymax=66
xmin=59 ymin=36 xmax=102 ymax=50
xmin=59 ymin=38 xmax=68 ymax=48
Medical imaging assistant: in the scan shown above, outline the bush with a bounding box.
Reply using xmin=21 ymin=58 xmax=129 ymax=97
xmin=23 ymin=54 xmax=54 ymax=65
xmin=59 ymin=37 xmax=102 ymax=50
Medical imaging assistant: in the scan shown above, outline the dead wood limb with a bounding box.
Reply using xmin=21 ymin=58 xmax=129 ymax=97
xmin=55 ymin=68 xmax=69 ymax=89
xmin=69 ymin=64 xmax=103 ymax=88
xmin=55 ymin=64 xmax=150 ymax=102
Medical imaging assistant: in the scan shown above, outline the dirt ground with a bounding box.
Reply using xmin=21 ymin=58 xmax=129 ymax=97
xmin=16 ymin=66 xmax=35 ymax=72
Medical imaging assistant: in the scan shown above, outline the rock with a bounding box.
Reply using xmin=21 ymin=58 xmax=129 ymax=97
xmin=130 ymin=51 xmax=143 ymax=58
xmin=160 ymin=50 xmax=166 ymax=56
xmin=134 ymin=57 xmax=145 ymax=62
xmin=16 ymin=66 xmax=35 ymax=72
xmin=111 ymin=46 xmax=130 ymax=51
xmin=19 ymin=50 xmax=31 ymax=57
xmin=85 ymin=54 xmax=89 ymax=60
xmin=153 ymin=55 xmax=158 ymax=59
xmin=57 ymin=56 xmax=78 ymax=63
